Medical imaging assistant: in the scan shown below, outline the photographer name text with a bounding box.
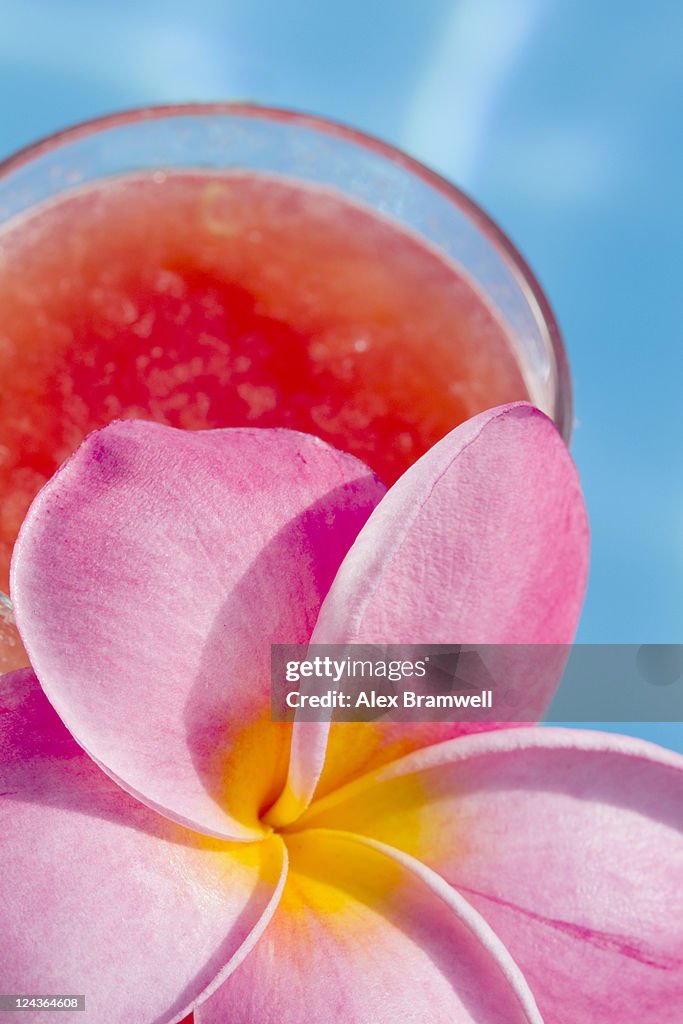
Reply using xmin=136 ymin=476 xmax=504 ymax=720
xmin=285 ymin=689 xmax=494 ymax=710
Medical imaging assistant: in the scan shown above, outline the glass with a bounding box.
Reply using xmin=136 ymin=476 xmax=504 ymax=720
xmin=0 ymin=103 xmax=571 ymax=624
xmin=0 ymin=102 xmax=570 ymax=432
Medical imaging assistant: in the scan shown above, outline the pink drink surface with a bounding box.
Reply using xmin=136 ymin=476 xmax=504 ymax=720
xmin=0 ymin=171 xmax=529 ymax=592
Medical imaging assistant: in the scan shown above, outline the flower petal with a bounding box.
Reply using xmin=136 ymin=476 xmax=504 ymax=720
xmin=296 ymin=727 xmax=683 ymax=1021
xmin=195 ymin=829 xmax=542 ymax=1024
xmin=314 ymin=402 xmax=588 ymax=644
xmin=10 ymin=421 xmax=384 ymax=840
xmin=0 ymin=669 xmax=287 ymax=1024
xmin=307 ymin=403 xmax=589 ymax=801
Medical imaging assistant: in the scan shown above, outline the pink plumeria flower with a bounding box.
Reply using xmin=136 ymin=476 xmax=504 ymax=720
xmin=1 ymin=402 xmax=681 ymax=1024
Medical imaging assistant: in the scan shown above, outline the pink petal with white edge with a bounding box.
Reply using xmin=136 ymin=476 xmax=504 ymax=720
xmin=0 ymin=670 xmax=287 ymax=1024
xmin=195 ymin=829 xmax=542 ymax=1024
xmin=313 ymin=402 xmax=588 ymax=645
xmin=282 ymin=402 xmax=589 ymax=808
xmin=297 ymin=727 xmax=683 ymax=1023
xmin=10 ymin=421 xmax=384 ymax=840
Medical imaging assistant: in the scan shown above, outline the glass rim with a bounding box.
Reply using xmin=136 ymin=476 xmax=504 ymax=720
xmin=0 ymin=100 xmax=571 ymax=441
